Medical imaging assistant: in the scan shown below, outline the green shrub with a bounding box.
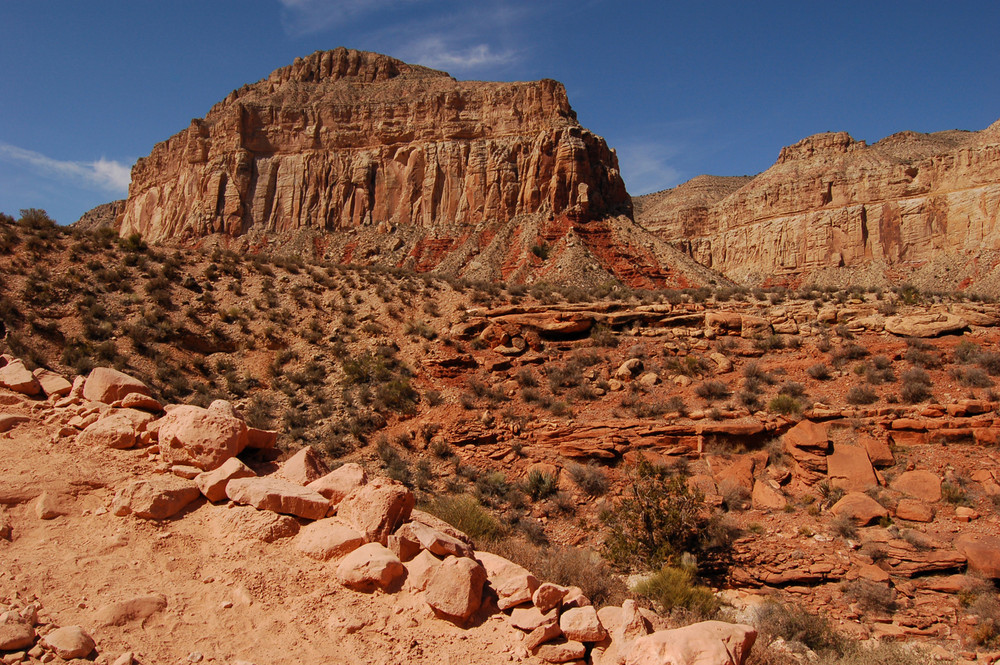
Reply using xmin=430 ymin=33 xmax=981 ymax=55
xmin=524 ymin=469 xmax=559 ymax=501
xmin=602 ymin=457 xmax=709 ymax=570
xmin=633 ymin=565 xmax=719 ymax=619
xmin=423 ymin=494 xmax=505 ymax=542
xmin=768 ymin=394 xmax=801 ymax=415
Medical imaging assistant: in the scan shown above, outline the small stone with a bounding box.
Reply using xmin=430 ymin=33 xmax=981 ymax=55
xmin=34 ymin=492 xmax=62 ymax=520
xmin=40 ymin=625 xmax=95 ymax=660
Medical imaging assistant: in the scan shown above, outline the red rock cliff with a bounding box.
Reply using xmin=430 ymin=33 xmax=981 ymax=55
xmin=120 ymin=48 xmax=649 ymax=283
xmin=636 ymin=121 xmax=1000 ymax=283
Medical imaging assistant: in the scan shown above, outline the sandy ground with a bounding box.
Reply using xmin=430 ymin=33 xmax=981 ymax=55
xmin=0 ymin=394 xmax=538 ymax=665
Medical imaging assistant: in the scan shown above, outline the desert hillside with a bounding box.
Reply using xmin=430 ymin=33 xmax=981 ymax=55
xmin=2 ymin=209 xmax=1000 ymax=664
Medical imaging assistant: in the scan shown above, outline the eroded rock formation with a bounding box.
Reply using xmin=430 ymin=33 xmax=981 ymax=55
xmin=118 ymin=48 xmax=704 ymax=287
xmin=636 ymin=121 xmax=1000 ymax=284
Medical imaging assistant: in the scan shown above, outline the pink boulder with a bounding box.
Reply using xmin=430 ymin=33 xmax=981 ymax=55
xmin=337 ymin=478 xmax=415 ymax=544
xmin=625 ymin=621 xmax=757 ymax=665
xmin=77 ymin=413 xmax=137 ymax=449
xmin=157 ymin=404 xmax=249 ymax=471
xmin=195 ymin=457 xmax=256 ymax=502
xmin=0 ymin=359 xmax=41 ymax=396
xmin=111 ymin=478 xmax=200 ymax=520
xmin=424 ymin=555 xmax=488 ymax=624
xmin=83 ymin=367 xmax=151 ymax=404
xmin=279 ymin=446 xmax=330 ymax=486
xmin=295 ymin=518 xmax=364 ymax=561
xmin=226 ymin=477 xmax=328 ymax=520
xmin=307 ymin=462 xmax=368 ymax=505
xmin=336 ymin=542 xmax=406 ymax=591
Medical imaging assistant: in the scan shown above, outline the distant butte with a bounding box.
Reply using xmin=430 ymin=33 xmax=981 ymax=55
xmin=117 ymin=47 xmax=712 ymax=288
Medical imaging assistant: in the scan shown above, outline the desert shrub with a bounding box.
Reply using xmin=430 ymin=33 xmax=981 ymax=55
xmin=806 ymin=363 xmax=831 ymax=380
xmin=979 ymin=351 xmax=1000 ymax=376
xmin=695 ymin=380 xmax=730 ymax=401
xmin=900 ymin=368 xmax=932 ymax=403
xmin=753 ymin=601 xmax=840 ymax=653
xmin=515 ymin=368 xmax=538 ymax=387
xmin=744 ymin=361 xmax=775 ymax=384
xmin=959 ymin=367 xmax=993 ymax=388
xmin=830 ymin=514 xmax=858 ymax=539
xmin=778 ymin=381 xmax=805 ymax=398
xmin=768 ymin=394 xmax=801 ymax=415
xmin=941 ymin=479 xmax=971 ymax=506
xmin=590 ymin=324 xmax=619 ymax=348
xmin=566 ymin=462 xmax=609 ymax=497
xmin=524 ymin=470 xmax=559 ymax=501
xmin=738 ymin=390 xmax=763 ymax=412
xmin=719 ymin=480 xmax=750 ymax=512
xmin=423 ymin=494 xmax=505 ymax=541
xmin=602 ymin=457 xmax=709 ymax=570
xmin=846 ymin=385 xmax=878 ymax=405
xmin=832 ymin=343 xmax=869 ymax=365
xmin=632 ymin=565 xmax=719 ymax=619
xmin=841 ymin=579 xmax=897 ymax=614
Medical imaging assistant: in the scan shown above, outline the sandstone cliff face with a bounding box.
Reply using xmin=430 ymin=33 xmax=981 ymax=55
xmin=118 ymin=48 xmax=681 ymax=285
xmin=636 ymin=121 xmax=1000 ymax=284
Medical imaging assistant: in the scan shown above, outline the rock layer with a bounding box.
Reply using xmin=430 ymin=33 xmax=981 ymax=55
xmin=118 ymin=48 xmax=701 ymax=287
xmin=636 ymin=121 xmax=1000 ymax=284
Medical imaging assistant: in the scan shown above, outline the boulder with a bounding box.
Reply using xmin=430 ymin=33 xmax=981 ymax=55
xmin=424 ymin=556 xmax=488 ymax=624
xmin=510 ymin=606 xmax=559 ymax=632
xmin=533 ymin=582 xmax=569 ymax=613
xmin=740 ymin=314 xmax=772 ymax=339
xmin=0 ymin=620 xmax=35 ymax=651
xmin=625 ymin=621 xmax=757 ymax=665
xmin=475 ymin=550 xmax=539 ymax=610
xmin=32 ymin=368 xmax=72 ymax=397
xmin=35 ymin=492 xmax=63 ymax=519
xmin=830 ymin=492 xmax=888 ymax=525
xmin=337 ymin=478 xmax=415 ymax=544
xmin=295 ymin=519 xmax=364 ymax=561
xmin=83 ymin=367 xmax=151 ymax=404
xmin=119 ymin=392 xmax=163 ymax=412
xmin=404 ymin=549 xmax=442 ymax=592
xmin=278 ymin=446 xmax=329 ymax=486
xmin=40 ymin=625 xmax=96 ymax=660
xmin=409 ymin=509 xmax=473 ymax=546
xmin=895 ymin=498 xmax=935 ymax=522
xmin=751 ymin=480 xmax=787 ymax=511
xmin=0 ymin=360 xmax=41 ymax=396
xmin=307 ymin=462 xmax=367 ymax=506
xmin=111 ymin=478 xmax=200 ymax=520
xmin=955 ymin=534 xmax=1000 ymax=579
xmin=94 ymin=594 xmax=168 ymax=626
xmin=0 ymin=413 xmax=28 ymax=433
xmin=859 ymin=433 xmax=894 ymax=467
xmin=226 ymin=477 xmax=329 ymax=520
xmin=560 ymin=606 xmax=606 ymax=643
xmin=884 ymin=313 xmax=967 ymax=338
xmin=336 ymin=542 xmax=406 ymax=591
xmin=826 ymin=443 xmax=877 ymax=492
xmin=535 ymin=640 xmax=586 ymax=663
xmin=395 ymin=521 xmax=473 ymax=559
xmin=783 ymin=420 xmax=830 ymax=483
xmin=705 ymin=311 xmax=741 ymax=334
xmin=614 ymin=359 xmax=643 ymax=380
xmin=195 ymin=458 xmax=256 ymax=502
xmin=157 ymin=404 xmax=249 ymax=471
xmin=525 ymin=622 xmax=563 ymax=650
xmin=77 ymin=413 xmax=137 ymax=449
xmin=891 ymin=470 xmax=942 ymax=503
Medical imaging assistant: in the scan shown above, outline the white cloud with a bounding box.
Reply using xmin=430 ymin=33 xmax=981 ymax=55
xmin=401 ymin=37 xmax=517 ymax=72
xmin=278 ymin=0 xmax=418 ymax=37
xmin=0 ymin=142 xmax=131 ymax=194
xmin=615 ymin=141 xmax=683 ymax=196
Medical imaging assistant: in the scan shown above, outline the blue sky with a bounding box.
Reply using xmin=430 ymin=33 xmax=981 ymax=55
xmin=2 ymin=1 xmax=999 ymax=224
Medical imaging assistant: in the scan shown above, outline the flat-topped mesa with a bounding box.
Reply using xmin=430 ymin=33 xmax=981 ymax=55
xmin=635 ymin=120 xmax=1000 ymax=286
xmin=119 ymin=48 xmax=643 ymax=284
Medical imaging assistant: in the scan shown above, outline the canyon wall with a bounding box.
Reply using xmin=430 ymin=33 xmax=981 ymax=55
xmin=636 ymin=122 xmax=1000 ymax=284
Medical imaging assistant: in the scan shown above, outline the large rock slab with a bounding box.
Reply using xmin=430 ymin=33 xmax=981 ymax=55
xmin=830 ymin=492 xmax=888 ymax=525
xmin=336 ymin=542 xmax=406 ymax=591
xmin=278 ymin=446 xmax=329 ymax=486
xmin=306 ymin=462 xmax=367 ymax=505
xmin=625 ymin=621 xmax=756 ymax=665
xmin=157 ymin=404 xmax=249 ymax=471
xmin=955 ymin=533 xmax=1000 ymax=579
xmin=94 ymin=594 xmax=168 ymax=626
xmin=33 ymin=368 xmax=72 ymax=397
xmin=0 ymin=620 xmax=35 ymax=650
xmin=195 ymin=457 xmax=256 ymax=502
xmin=395 ymin=520 xmax=473 ymax=559
xmin=424 ymin=556 xmax=488 ymax=624
xmin=337 ymin=478 xmax=414 ymax=544
xmin=560 ymin=606 xmax=607 ymax=643
xmin=475 ymin=550 xmax=540 ymax=610
xmin=0 ymin=359 xmax=41 ymax=396
xmin=226 ymin=477 xmax=328 ymax=520
xmin=884 ymin=313 xmax=968 ymax=338
xmin=826 ymin=443 xmax=877 ymax=492
xmin=295 ymin=519 xmax=364 ymax=561
xmin=83 ymin=367 xmax=151 ymax=404
xmin=77 ymin=413 xmax=137 ymax=449
xmin=891 ymin=470 xmax=942 ymax=503
xmin=111 ymin=478 xmax=200 ymax=520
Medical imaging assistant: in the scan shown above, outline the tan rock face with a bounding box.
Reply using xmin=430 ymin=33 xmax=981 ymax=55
xmin=116 ymin=48 xmax=698 ymax=287
xmin=637 ymin=122 xmax=1000 ymax=283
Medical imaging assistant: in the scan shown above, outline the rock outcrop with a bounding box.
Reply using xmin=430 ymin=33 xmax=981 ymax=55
xmin=118 ymin=48 xmax=705 ymax=287
xmin=636 ymin=121 xmax=1000 ymax=284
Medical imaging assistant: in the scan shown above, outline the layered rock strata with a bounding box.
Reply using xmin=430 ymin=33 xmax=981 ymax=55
xmin=636 ymin=121 xmax=1000 ymax=284
xmin=118 ymin=48 xmax=698 ymax=286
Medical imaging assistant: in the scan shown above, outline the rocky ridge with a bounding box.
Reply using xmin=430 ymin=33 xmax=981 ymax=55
xmin=116 ymin=48 xmax=706 ymax=288
xmin=635 ymin=120 xmax=1000 ymax=289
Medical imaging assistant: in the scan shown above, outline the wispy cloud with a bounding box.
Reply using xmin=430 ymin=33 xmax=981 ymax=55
xmin=615 ymin=140 xmax=683 ymax=195
xmin=400 ymin=37 xmax=517 ymax=72
xmin=278 ymin=0 xmax=418 ymax=37
xmin=0 ymin=142 xmax=131 ymax=194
